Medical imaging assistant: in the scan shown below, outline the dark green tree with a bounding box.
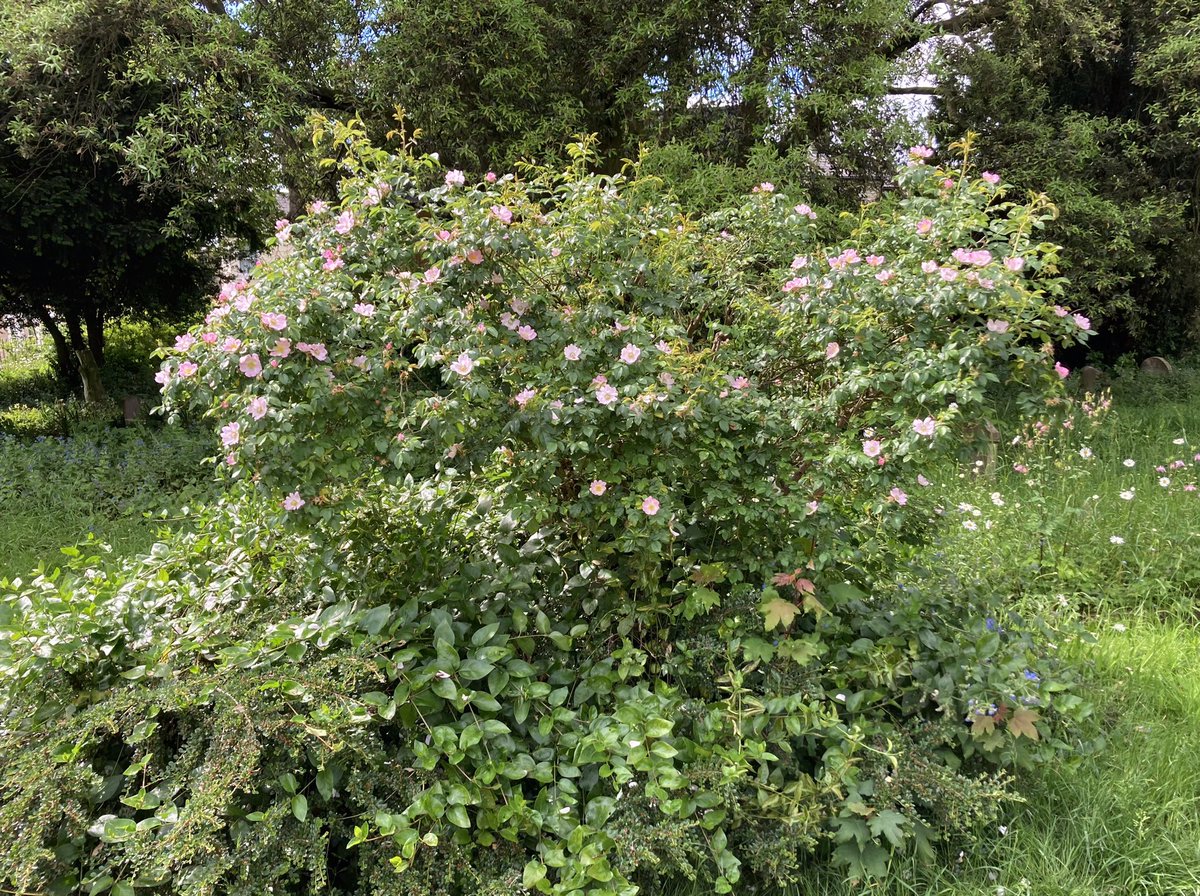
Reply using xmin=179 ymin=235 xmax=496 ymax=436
xmin=934 ymin=0 xmax=1200 ymax=357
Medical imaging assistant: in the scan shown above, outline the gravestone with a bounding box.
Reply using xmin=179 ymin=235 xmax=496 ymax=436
xmin=123 ymin=395 xmax=143 ymax=426
xmin=965 ymin=420 xmax=1002 ymax=474
xmin=1079 ymin=365 xmax=1102 ymax=393
xmin=1140 ymin=356 xmax=1173 ymax=376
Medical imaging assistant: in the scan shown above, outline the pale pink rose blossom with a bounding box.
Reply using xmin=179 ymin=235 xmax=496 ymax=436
xmin=239 ymin=354 xmax=263 ymax=377
xmin=221 ymin=422 xmax=241 ymax=446
xmin=490 ymin=204 xmax=513 ymax=224
xmin=270 ymin=338 xmax=292 ymax=358
xmin=444 ymin=169 xmax=465 ymax=187
xmin=283 ymin=492 xmax=305 ymax=511
xmin=620 ymin=344 xmax=642 ymax=364
xmin=641 ymin=496 xmax=661 ymax=515
xmin=825 ymin=342 xmax=840 ymax=360
xmin=178 ymin=361 xmax=198 ymax=378
xmin=248 ymin=397 xmax=268 ymax=420
xmin=986 ymin=319 xmax=1010 ymax=334
xmin=175 ymin=334 xmax=197 ymax=351
xmin=913 ymin=417 xmax=936 ymax=437
xmin=921 ymin=260 xmax=939 ymax=273
xmin=889 ymin=487 xmax=908 ymax=506
xmin=450 ymin=352 xmax=474 ymax=376
xmin=1054 ymin=362 xmax=1070 ymax=379
xmin=515 ymin=388 xmax=537 ymax=408
xmin=221 ymin=336 xmax=242 ymax=353
xmin=589 ymin=480 xmax=607 ymax=496
xmin=466 ymin=248 xmax=484 ymax=264
xmin=981 ymin=171 xmax=1000 ymax=185
xmin=596 ymin=384 xmax=619 ymax=406
xmin=353 ymin=303 xmax=375 ymax=317
xmin=916 ymin=219 xmax=933 ymax=234
xmin=563 ymin=344 xmax=582 ymax=361
xmin=1004 ymin=257 xmax=1025 ymax=271
xmin=517 ymin=325 xmax=537 ymax=341
xmin=862 ymin=439 xmax=883 ymax=458
xmin=334 ymin=211 xmax=355 ymax=234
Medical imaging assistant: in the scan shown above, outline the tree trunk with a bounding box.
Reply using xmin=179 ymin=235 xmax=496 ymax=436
xmin=85 ymin=306 xmax=105 ymax=367
xmin=31 ymin=306 xmax=76 ymax=392
xmin=64 ymin=311 xmax=107 ymax=403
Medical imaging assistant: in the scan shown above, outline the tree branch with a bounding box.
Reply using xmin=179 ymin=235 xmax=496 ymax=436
xmin=887 ymin=85 xmax=943 ymax=96
xmin=194 ymin=0 xmax=228 ymax=14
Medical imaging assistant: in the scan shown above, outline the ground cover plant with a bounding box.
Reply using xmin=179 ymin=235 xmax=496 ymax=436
xmin=0 ymin=134 xmax=1103 ymax=895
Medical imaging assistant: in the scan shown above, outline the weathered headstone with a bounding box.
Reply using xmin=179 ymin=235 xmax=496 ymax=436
xmin=1140 ymin=356 xmax=1173 ymax=376
xmin=1079 ymin=365 xmax=1102 ymax=393
xmin=965 ymin=420 xmax=1002 ymax=474
xmin=123 ymin=395 xmax=143 ymax=426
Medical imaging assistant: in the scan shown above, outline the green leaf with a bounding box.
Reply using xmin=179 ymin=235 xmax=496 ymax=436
xmin=446 ymin=804 xmax=471 ymax=829
xmin=868 ymin=809 xmax=907 ymax=848
xmin=522 ymin=859 xmax=547 ymax=888
xmin=761 ymin=596 xmax=801 ymax=631
xmin=291 ymin=794 xmax=308 ymax=822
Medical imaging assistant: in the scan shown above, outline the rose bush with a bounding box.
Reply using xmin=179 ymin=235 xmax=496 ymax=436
xmin=0 ymin=129 xmax=1097 ymax=894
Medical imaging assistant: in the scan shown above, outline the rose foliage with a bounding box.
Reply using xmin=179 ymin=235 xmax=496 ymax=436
xmin=0 ymin=129 xmax=1098 ymax=895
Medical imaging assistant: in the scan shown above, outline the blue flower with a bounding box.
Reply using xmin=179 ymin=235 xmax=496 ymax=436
xmin=985 ymin=617 xmax=997 ymax=632
xmin=1023 ymin=669 xmax=1040 ymax=682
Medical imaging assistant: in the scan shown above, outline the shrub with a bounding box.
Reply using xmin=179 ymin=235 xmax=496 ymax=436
xmin=0 ymin=132 xmax=1096 ymax=894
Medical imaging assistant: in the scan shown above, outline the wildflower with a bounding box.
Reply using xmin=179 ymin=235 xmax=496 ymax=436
xmin=450 ymin=352 xmax=475 ymax=377
xmin=752 ymin=182 xmax=774 ymax=193
xmin=155 ymin=368 xmax=171 ymax=385
xmin=444 ymin=169 xmax=465 ymax=187
xmin=424 ymin=267 xmax=441 ymax=283
xmin=334 ymin=211 xmax=355 ymax=234
xmin=913 ymin=416 xmax=936 ymax=437
xmin=991 ymin=492 xmax=1005 ymax=506
xmin=939 ymin=267 xmax=959 ymax=282
xmin=909 ymin=145 xmax=934 ymax=160
xmin=221 ymin=336 xmax=242 ymax=353
xmin=514 ymin=388 xmax=537 ymax=408
xmin=500 ymin=312 xmax=519 ymax=331
xmin=1079 ymin=447 xmax=1093 ymax=459
xmin=1013 ymin=463 xmax=1029 ymax=474
xmin=309 ymin=200 xmax=327 ymax=214
xmin=563 ymin=344 xmax=582 ymax=361
xmin=791 ymin=255 xmax=809 ymax=269
xmin=1172 ymin=437 xmax=1186 ymax=445
xmin=862 ymin=439 xmax=882 ymax=458
xmin=1186 ymin=484 xmax=1197 ymax=492
xmin=511 ymin=298 xmax=531 ymax=315
xmin=300 ymin=343 xmax=328 ymax=361
xmin=917 ymin=474 xmax=931 ymax=487
xmin=517 ymin=325 xmax=537 ymax=341
xmin=589 ymin=480 xmax=607 ymax=496
xmin=981 ymin=171 xmax=1000 ymax=185
xmin=866 ymin=254 xmax=886 ymax=267
xmin=1110 ymin=535 xmax=1125 ymax=545
xmin=485 ymin=171 xmax=497 ymax=183
xmin=794 ymin=204 xmax=817 ymax=219
xmin=283 ymin=492 xmax=305 ymax=511
xmin=620 ymin=344 xmax=642 ymax=364
xmin=921 ymin=260 xmax=939 ymax=273
xmin=1072 ymin=313 xmax=1091 ymax=331
xmin=261 ymin=312 xmax=288 ymax=330
xmin=175 ymin=334 xmax=197 ymax=351
xmin=596 ymin=384 xmax=619 ymax=406
xmin=490 ymin=204 xmax=513 ymax=224
xmin=963 ymin=520 xmax=978 ymax=531
xmin=641 ymin=496 xmax=661 ymax=515
xmin=248 ymin=397 xmax=268 ymax=420
xmin=986 ymin=319 xmax=1010 ymax=334
xmin=916 ymin=218 xmax=933 ymax=235
xmin=322 ymin=248 xmax=344 ymax=271
xmin=806 ymin=500 xmax=820 ymax=515
xmin=825 ymin=341 xmax=840 ymax=360
xmin=1123 ymin=458 xmax=1136 ymax=467
xmin=201 ymin=332 xmax=218 ymax=344
xmin=1004 ymin=257 xmax=1025 ymax=272
xmin=875 ymin=269 xmax=895 ymax=283
xmin=270 ymin=338 xmax=292 ymax=358
xmin=221 ymin=422 xmax=241 ymax=446
xmin=655 ymin=340 xmax=672 ymax=353
xmin=729 ymin=376 xmax=750 ymax=390
xmin=466 ymin=248 xmax=484 ymax=265
xmin=1054 ymin=362 xmax=1070 ymax=379
xmin=1159 ymin=477 xmax=1171 ymax=487
xmin=889 ymin=487 xmax=908 ymax=506
xmin=239 ymin=354 xmax=263 ymax=377
xmin=353 ymin=303 xmax=375 ymax=317
xmin=1119 ymin=490 xmax=1134 ymax=500
xmin=178 ymin=361 xmax=198 ymax=378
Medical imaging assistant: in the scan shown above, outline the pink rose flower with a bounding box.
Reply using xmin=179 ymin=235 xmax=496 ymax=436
xmin=589 ymin=480 xmax=607 ymax=496
xmin=239 ymin=354 xmax=263 ymax=378
xmin=563 ymin=344 xmax=582 ymax=361
xmin=282 ymin=491 xmax=305 ymax=511
xmin=862 ymin=439 xmax=883 ymax=458
xmin=641 ymin=496 xmax=661 ymax=515
xmin=620 ymin=344 xmax=642 ymax=364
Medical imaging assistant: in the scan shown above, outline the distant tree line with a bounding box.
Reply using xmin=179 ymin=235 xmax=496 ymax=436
xmin=2 ymin=0 xmax=1197 ymax=396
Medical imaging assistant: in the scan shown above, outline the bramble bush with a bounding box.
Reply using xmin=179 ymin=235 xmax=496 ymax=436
xmin=0 ymin=131 xmax=1098 ymax=894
